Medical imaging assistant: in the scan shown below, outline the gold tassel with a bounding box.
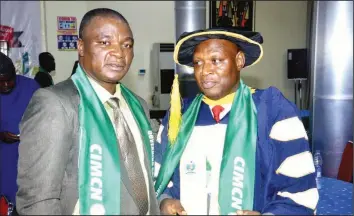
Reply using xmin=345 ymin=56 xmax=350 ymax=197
xmin=168 ymin=74 xmax=182 ymax=145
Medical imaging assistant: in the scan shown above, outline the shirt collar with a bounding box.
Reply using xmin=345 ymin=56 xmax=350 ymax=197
xmin=87 ymin=75 xmax=121 ymax=104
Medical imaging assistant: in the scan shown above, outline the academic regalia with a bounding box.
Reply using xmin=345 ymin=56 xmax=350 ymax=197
xmin=154 ymin=28 xmax=319 ymax=215
xmin=155 ymin=87 xmax=318 ymax=215
xmin=0 ymin=75 xmax=40 ymax=204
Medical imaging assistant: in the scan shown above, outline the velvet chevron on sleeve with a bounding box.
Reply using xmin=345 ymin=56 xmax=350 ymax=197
xmin=154 ymin=87 xmax=318 ymax=214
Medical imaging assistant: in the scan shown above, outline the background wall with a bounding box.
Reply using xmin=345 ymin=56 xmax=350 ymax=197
xmin=41 ymin=1 xmax=308 ymax=106
xmin=1 ymin=1 xmax=43 ymax=72
xmin=42 ymin=1 xmax=87 ymax=82
xmin=241 ymin=1 xmax=308 ymax=102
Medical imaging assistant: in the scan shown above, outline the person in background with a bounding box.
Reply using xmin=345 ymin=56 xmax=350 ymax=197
xmin=34 ymin=52 xmax=55 ymax=87
xmin=154 ymin=28 xmax=319 ymax=215
xmin=0 ymin=52 xmax=40 ymax=214
xmin=16 ymin=8 xmax=159 ymax=215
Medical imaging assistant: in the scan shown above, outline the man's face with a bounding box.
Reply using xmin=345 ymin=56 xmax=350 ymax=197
xmin=78 ymin=16 xmax=134 ymax=86
xmin=193 ymin=39 xmax=245 ymax=100
xmin=0 ymin=74 xmax=15 ymax=94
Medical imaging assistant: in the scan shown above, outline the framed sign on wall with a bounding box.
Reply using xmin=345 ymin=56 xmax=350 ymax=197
xmin=209 ymin=0 xmax=255 ymax=31
xmin=57 ymin=16 xmax=78 ymax=51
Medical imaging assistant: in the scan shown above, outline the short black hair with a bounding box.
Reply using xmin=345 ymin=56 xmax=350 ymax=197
xmin=79 ymin=8 xmax=128 ymax=39
xmin=0 ymin=52 xmax=16 ymax=77
xmin=39 ymin=52 xmax=54 ymax=64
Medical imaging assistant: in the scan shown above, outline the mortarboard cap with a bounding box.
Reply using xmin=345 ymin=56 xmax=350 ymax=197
xmin=175 ymin=27 xmax=264 ymax=68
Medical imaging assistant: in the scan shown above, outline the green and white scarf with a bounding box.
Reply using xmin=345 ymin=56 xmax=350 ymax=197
xmin=71 ymin=65 xmax=155 ymax=215
xmin=154 ymin=80 xmax=257 ymax=214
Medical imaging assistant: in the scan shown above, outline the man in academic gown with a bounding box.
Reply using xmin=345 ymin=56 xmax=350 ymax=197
xmin=154 ymin=28 xmax=319 ymax=215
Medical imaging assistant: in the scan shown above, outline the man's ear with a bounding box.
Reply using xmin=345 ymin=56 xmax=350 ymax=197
xmin=235 ymin=51 xmax=245 ymax=70
xmin=78 ymin=38 xmax=84 ymax=57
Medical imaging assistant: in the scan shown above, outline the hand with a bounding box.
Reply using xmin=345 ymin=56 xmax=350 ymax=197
xmin=0 ymin=131 xmax=20 ymax=144
xmin=160 ymin=198 xmax=187 ymax=215
xmin=236 ymin=210 xmax=261 ymax=215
